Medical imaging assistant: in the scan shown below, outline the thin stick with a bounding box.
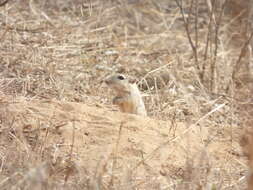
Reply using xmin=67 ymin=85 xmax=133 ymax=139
xmin=0 ymin=0 xmax=8 ymax=7
xmin=109 ymin=121 xmax=124 ymax=188
xmin=174 ymin=0 xmax=200 ymax=71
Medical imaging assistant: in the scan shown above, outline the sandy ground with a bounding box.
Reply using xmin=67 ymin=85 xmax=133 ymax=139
xmin=0 ymin=96 xmax=245 ymax=189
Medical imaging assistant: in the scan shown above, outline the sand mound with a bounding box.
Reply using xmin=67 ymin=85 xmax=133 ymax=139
xmin=0 ymin=96 xmax=244 ymax=189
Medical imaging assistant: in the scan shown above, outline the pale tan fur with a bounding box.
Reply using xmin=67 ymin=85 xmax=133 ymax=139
xmin=104 ymin=74 xmax=147 ymax=116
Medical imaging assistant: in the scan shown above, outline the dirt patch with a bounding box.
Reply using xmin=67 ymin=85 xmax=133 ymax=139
xmin=0 ymin=96 xmax=245 ymax=189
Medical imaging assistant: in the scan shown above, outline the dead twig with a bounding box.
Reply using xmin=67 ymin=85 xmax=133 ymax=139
xmin=0 ymin=0 xmax=8 ymax=7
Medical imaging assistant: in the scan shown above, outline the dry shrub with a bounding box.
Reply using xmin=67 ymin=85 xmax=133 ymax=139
xmin=0 ymin=0 xmax=252 ymax=189
xmin=227 ymin=0 xmax=253 ymax=189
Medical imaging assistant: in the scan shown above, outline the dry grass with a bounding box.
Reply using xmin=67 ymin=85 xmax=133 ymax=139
xmin=0 ymin=0 xmax=252 ymax=189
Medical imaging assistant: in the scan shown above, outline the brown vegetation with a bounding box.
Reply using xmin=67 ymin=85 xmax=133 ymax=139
xmin=0 ymin=0 xmax=252 ymax=189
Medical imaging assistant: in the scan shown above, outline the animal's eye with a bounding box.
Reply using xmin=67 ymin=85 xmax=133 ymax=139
xmin=117 ymin=75 xmax=125 ymax=80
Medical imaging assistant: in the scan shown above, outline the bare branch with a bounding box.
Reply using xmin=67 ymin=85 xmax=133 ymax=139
xmin=0 ymin=0 xmax=8 ymax=7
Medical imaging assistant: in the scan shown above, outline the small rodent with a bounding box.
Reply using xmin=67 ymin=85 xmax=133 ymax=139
xmin=104 ymin=73 xmax=147 ymax=116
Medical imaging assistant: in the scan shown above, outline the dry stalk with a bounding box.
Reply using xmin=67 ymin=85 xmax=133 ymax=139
xmin=175 ymin=0 xmax=228 ymax=92
xmin=0 ymin=0 xmax=8 ymax=7
xmin=174 ymin=0 xmax=200 ymax=72
xmin=209 ymin=0 xmax=227 ymax=92
xmin=29 ymin=0 xmax=54 ymax=26
xmin=121 ymin=167 xmax=133 ymax=190
xmin=90 ymin=155 xmax=109 ymax=190
xmin=63 ymin=119 xmax=77 ymax=185
xmin=232 ymin=31 xmax=253 ymax=81
xmin=109 ymin=121 xmax=124 ymax=189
